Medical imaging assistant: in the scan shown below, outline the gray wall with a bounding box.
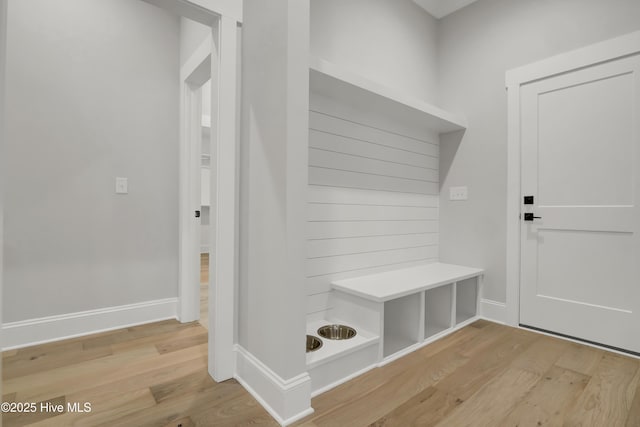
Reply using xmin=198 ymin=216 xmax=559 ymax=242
xmin=438 ymin=0 xmax=640 ymax=302
xmin=3 ymin=0 xmax=180 ymax=322
xmin=311 ymin=0 xmax=439 ymax=105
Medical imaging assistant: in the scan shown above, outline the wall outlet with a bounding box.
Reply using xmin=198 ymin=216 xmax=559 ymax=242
xmin=115 ymin=177 xmax=128 ymax=194
xmin=449 ymin=186 xmax=468 ymax=201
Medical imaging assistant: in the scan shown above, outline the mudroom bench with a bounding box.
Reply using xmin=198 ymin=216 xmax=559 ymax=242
xmin=331 ymin=262 xmax=484 ymax=362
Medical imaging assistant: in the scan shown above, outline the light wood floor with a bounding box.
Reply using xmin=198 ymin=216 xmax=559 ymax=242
xmin=2 ymin=320 xmax=270 ymax=427
xmin=3 ymin=319 xmax=640 ymax=426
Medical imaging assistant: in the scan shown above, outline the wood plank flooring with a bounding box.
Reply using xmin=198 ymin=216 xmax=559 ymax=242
xmin=4 ymin=318 xmax=640 ymax=425
xmin=2 ymin=320 xmax=273 ymax=427
xmin=295 ymin=321 xmax=640 ymax=427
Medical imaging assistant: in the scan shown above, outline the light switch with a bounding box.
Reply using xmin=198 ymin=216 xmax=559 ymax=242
xmin=449 ymin=186 xmax=468 ymax=201
xmin=115 ymin=177 xmax=128 ymax=194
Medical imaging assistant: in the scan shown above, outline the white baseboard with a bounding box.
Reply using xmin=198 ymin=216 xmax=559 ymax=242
xmin=234 ymin=344 xmax=313 ymax=426
xmin=310 ymin=362 xmax=377 ymax=398
xmin=2 ymin=298 xmax=178 ymax=350
xmin=480 ymin=298 xmax=507 ymax=324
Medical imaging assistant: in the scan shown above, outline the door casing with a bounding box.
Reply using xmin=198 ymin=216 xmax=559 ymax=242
xmin=171 ymin=5 xmax=240 ymax=382
xmin=146 ymin=0 xmax=241 ymax=382
xmin=505 ymin=30 xmax=640 ymax=328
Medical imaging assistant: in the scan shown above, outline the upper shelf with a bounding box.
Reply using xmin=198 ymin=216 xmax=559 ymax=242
xmin=309 ymin=57 xmax=467 ymax=134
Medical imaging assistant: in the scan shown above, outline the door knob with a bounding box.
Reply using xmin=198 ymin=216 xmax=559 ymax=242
xmin=523 ymin=213 xmax=541 ymax=221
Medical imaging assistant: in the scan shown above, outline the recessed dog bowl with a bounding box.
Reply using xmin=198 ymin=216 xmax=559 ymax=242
xmin=317 ymin=324 xmax=356 ymax=340
xmin=306 ymin=335 xmax=323 ymax=353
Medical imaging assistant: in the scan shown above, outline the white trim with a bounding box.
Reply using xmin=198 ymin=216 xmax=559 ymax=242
xmin=310 ymin=363 xmax=378 ymax=398
xmin=234 ymin=345 xmax=313 ymax=426
xmin=378 ymin=342 xmax=422 ymax=366
xmin=479 ymin=299 xmax=507 ymax=324
xmin=141 ymin=0 xmax=242 ymax=25
xmin=505 ymin=30 xmax=640 ymax=328
xmin=175 ymin=8 xmax=240 ymax=385
xmin=506 ymin=31 xmax=640 ymax=86
xmin=188 ymin=0 xmax=242 ymax=24
xmin=177 ymin=13 xmax=239 ymax=383
xmin=2 ymin=298 xmax=178 ymax=350
xmin=208 ymin=13 xmax=239 ymax=383
xmin=505 ymin=79 xmax=521 ymax=327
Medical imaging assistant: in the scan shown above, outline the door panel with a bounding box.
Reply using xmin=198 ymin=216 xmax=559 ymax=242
xmin=537 ymin=72 xmax=634 ymax=206
xmin=520 ymin=54 xmax=640 ymax=353
xmin=536 ymin=229 xmax=634 ymax=310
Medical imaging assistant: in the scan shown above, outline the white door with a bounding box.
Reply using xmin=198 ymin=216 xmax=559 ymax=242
xmin=520 ymin=54 xmax=640 ymax=353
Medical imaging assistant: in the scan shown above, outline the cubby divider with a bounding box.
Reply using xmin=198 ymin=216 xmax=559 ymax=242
xmin=456 ymin=277 xmax=478 ymax=325
xmin=425 ymin=284 xmax=453 ymax=339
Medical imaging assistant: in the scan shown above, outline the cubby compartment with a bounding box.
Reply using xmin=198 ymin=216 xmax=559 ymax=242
xmin=456 ymin=277 xmax=478 ymax=324
xmin=424 ymin=284 xmax=453 ymax=339
xmin=383 ymin=293 xmax=421 ymax=358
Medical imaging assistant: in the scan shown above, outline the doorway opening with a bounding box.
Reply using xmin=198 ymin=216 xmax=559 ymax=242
xmin=144 ymin=0 xmax=240 ymax=382
xmin=175 ymin=11 xmax=240 ymax=381
xmin=199 ymin=79 xmax=212 ymax=329
xmin=179 ymin=41 xmax=211 ymax=326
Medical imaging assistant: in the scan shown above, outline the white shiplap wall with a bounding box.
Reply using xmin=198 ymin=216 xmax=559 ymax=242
xmin=307 ymin=93 xmax=440 ymax=318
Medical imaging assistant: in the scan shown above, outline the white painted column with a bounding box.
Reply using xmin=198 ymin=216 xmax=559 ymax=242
xmin=236 ymin=0 xmax=312 ymax=424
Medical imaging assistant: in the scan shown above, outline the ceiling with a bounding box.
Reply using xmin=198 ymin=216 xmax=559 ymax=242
xmin=412 ymin=0 xmax=480 ymax=19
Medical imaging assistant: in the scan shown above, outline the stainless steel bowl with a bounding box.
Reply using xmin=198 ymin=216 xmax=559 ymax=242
xmin=306 ymin=335 xmax=323 ymax=353
xmin=317 ymin=324 xmax=356 ymax=340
